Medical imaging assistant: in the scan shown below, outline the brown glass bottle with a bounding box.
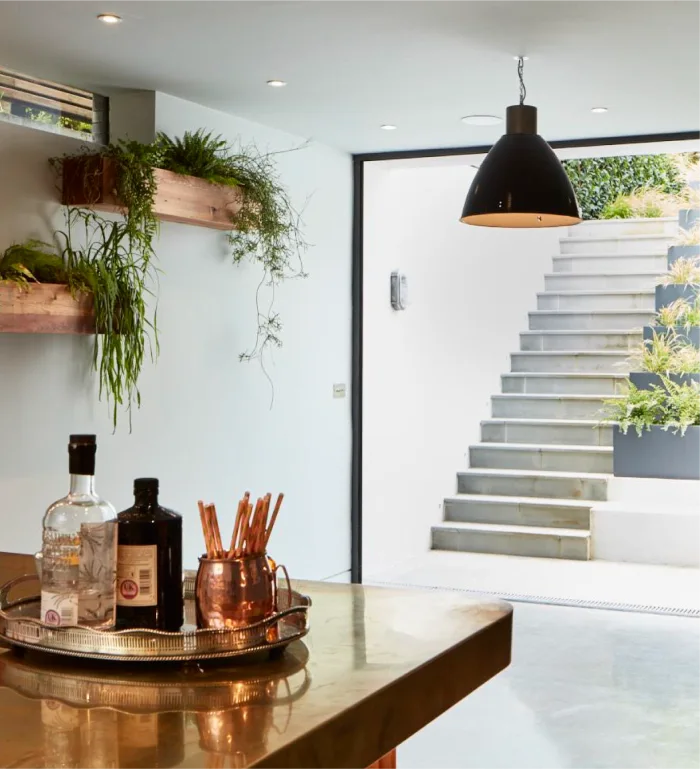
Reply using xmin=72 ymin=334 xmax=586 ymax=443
xmin=116 ymin=478 xmax=183 ymax=631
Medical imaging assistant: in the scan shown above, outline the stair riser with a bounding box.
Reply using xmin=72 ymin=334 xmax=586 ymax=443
xmin=511 ymin=353 xmax=630 ymax=373
xmin=431 ymin=527 xmax=590 ymax=560
xmin=482 ymin=422 xmax=613 ymax=446
xmin=444 ymin=499 xmax=591 ymax=529
xmin=553 ymin=255 xmax=668 ymax=273
xmin=492 ymin=397 xmax=608 ymax=420
xmin=502 ymin=375 xmax=626 ymax=395
xmin=457 ymin=473 xmax=608 ymax=501
xmin=520 ymin=333 xmax=640 ymax=351
xmin=570 ymin=220 xmax=677 ymax=238
xmin=545 ymin=274 xmax=660 ymax=291
xmin=529 ymin=312 xmax=653 ymax=330
xmin=537 ymin=293 xmax=654 ymax=311
xmin=470 ymin=446 xmax=612 ymax=474
xmin=560 ymin=238 xmax=671 ymax=255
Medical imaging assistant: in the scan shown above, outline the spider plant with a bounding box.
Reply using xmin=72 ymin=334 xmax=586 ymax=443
xmin=59 ymin=209 xmax=158 ymax=428
xmin=2 ymin=210 xmax=158 ymax=429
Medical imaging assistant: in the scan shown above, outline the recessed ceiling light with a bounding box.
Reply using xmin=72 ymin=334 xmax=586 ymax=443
xmin=591 ymin=106 xmax=608 ymax=113
xmin=97 ymin=13 xmax=122 ymax=23
xmin=381 ymin=124 xmax=397 ymax=130
xmin=266 ymin=80 xmax=287 ymax=88
xmin=462 ymin=114 xmax=502 ymax=126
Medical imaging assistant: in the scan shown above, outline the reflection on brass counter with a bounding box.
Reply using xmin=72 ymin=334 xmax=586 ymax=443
xmin=0 ymin=552 xmax=512 ymax=768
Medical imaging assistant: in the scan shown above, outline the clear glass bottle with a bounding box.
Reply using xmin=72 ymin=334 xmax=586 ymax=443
xmin=40 ymin=434 xmax=117 ymax=628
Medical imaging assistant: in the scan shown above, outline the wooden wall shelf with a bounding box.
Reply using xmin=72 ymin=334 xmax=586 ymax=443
xmin=0 ymin=283 xmax=95 ymax=334
xmin=62 ymin=157 xmax=244 ymax=231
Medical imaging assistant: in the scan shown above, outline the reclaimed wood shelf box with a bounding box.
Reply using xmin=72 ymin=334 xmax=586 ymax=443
xmin=0 ymin=283 xmax=95 ymax=335
xmin=62 ymin=157 xmax=244 ymax=230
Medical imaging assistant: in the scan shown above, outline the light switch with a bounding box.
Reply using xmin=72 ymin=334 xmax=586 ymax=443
xmin=333 ymin=383 xmax=347 ymax=399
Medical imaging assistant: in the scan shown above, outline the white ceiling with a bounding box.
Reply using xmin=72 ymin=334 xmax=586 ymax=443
xmin=0 ymin=1 xmax=697 ymax=154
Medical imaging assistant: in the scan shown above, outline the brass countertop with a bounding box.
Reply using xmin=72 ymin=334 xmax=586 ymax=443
xmin=0 ymin=552 xmax=512 ymax=768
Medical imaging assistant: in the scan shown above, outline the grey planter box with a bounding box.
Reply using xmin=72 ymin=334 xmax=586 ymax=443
xmin=668 ymin=244 xmax=700 ymax=266
xmin=643 ymin=325 xmax=700 ymax=347
xmin=613 ymin=425 xmax=700 ymax=480
xmin=656 ymin=283 xmax=698 ymax=310
xmin=629 ymin=372 xmax=700 ymax=389
xmin=679 ymin=209 xmax=700 ymax=232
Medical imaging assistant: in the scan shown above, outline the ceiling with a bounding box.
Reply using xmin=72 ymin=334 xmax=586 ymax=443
xmin=0 ymin=1 xmax=697 ymax=154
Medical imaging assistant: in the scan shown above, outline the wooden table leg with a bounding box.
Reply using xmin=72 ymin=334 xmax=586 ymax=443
xmin=367 ymin=748 xmax=397 ymax=769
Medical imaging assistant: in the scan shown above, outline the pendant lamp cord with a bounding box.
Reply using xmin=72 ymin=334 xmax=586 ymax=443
xmin=517 ymin=56 xmax=527 ymax=105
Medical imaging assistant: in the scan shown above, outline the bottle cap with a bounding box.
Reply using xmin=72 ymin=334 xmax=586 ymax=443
xmin=69 ymin=434 xmax=96 ymax=446
xmin=134 ymin=478 xmax=159 ymax=494
xmin=68 ymin=434 xmax=97 ymax=475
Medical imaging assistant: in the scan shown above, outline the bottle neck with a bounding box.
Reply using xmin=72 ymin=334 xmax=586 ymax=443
xmin=69 ymin=474 xmax=96 ymax=497
xmin=134 ymin=491 xmax=159 ymax=509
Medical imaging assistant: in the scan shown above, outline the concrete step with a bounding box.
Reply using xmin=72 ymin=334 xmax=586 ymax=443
xmin=569 ymin=218 xmax=677 ymax=238
xmin=553 ymin=253 xmax=668 ymax=273
xmin=457 ymin=468 xmax=609 ymax=501
xmin=502 ymin=373 xmax=628 ymax=395
xmin=469 ymin=443 xmax=613 ymax=473
xmin=537 ymin=290 xmax=654 ymax=311
xmin=431 ymin=521 xmax=590 ymax=560
xmin=482 ymin=418 xmax=613 ymax=446
xmin=444 ymin=493 xmax=592 ymax=529
xmin=544 ymin=272 xmax=661 ymax=291
xmin=492 ymin=394 xmax=616 ymax=419
xmin=520 ymin=330 xmax=641 ymax=351
xmin=529 ymin=310 xmax=653 ymax=330
xmin=560 ymin=234 xmax=673 ymax=255
xmin=511 ymin=351 xmax=630 ymax=373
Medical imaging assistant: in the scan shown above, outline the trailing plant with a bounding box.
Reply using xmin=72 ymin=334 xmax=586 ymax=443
xmin=657 ymin=256 xmax=700 ymax=287
xmin=562 ymin=153 xmax=686 ymax=220
xmin=601 ymin=377 xmax=700 ymax=436
xmin=50 ymin=131 xmax=306 ymax=376
xmin=50 ymin=139 xmax=159 ymax=269
xmin=629 ymin=330 xmax=700 ymax=375
xmin=155 ymin=130 xmax=307 ymax=364
xmin=1 ymin=210 xmax=158 ymax=429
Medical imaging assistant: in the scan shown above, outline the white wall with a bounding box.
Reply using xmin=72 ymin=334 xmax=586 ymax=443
xmin=0 ymin=92 xmax=352 ymax=581
xmin=362 ymin=160 xmax=562 ymax=577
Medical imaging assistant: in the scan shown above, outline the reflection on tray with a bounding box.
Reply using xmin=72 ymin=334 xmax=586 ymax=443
xmin=0 ymin=642 xmax=311 ymax=768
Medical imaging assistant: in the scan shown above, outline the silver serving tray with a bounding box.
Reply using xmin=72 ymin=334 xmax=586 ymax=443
xmin=0 ymin=572 xmax=310 ymax=663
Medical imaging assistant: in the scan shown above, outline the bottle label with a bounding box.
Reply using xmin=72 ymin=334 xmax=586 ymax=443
xmin=79 ymin=521 xmax=117 ymax=623
xmin=117 ymin=545 xmax=158 ymax=606
xmin=41 ymin=591 xmax=79 ymax=627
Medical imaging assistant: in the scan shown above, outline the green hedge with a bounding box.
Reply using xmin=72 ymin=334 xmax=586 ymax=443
xmin=562 ymin=154 xmax=684 ymax=220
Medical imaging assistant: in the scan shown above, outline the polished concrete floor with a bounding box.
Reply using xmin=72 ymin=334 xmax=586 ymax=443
xmin=399 ymin=602 xmax=700 ymax=768
xmin=366 ymin=551 xmax=700 ymax=613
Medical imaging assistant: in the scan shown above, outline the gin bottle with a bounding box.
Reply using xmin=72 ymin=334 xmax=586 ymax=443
xmin=40 ymin=435 xmax=117 ymax=628
xmin=116 ymin=478 xmax=183 ymax=631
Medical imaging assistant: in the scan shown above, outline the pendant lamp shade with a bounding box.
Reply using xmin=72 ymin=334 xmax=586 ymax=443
xmin=461 ymin=105 xmax=581 ymax=228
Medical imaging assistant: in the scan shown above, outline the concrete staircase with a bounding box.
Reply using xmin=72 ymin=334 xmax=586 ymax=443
xmin=431 ymin=217 xmax=677 ymax=560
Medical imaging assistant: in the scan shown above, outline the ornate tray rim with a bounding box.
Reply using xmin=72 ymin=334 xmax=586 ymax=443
xmin=0 ymin=574 xmax=310 ymax=663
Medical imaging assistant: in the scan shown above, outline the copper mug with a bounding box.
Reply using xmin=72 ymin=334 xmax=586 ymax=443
xmin=195 ymin=555 xmax=291 ymax=629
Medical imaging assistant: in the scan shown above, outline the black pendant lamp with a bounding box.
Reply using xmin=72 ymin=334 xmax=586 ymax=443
xmin=461 ymin=58 xmax=581 ymax=228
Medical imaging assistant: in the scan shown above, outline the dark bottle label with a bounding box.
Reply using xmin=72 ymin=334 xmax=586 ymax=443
xmin=116 ymin=545 xmax=158 ymax=607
